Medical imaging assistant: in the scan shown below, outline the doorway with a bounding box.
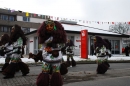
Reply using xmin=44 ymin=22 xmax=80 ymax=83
xmin=110 ymin=40 xmax=120 ymax=54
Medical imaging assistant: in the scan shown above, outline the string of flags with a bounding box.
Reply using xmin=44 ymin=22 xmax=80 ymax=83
xmin=1 ymin=7 xmax=130 ymax=25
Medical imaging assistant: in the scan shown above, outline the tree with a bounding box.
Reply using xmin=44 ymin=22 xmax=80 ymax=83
xmin=109 ymin=23 xmax=130 ymax=34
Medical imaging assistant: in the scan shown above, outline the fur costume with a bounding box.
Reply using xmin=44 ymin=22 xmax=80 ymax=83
xmin=0 ymin=34 xmax=12 ymax=72
xmin=29 ymin=51 xmax=43 ymax=65
xmin=103 ymin=39 xmax=111 ymax=68
xmin=65 ymin=39 xmax=76 ymax=67
xmin=2 ymin=24 xmax=29 ymax=79
xmin=94 ymin=36 xmax=109 ymax=74
xmin=0 ymin=41 xmax=4 ymax=57
xmin=36 ymin=20 xmax=67 ymax=86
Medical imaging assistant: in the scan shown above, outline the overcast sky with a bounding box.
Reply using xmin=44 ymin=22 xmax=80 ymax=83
xmin=0 ymin=0 xmax=130 ymax=30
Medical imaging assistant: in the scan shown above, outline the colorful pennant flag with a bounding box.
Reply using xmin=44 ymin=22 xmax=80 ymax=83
xmin=11 ymin=9 xmax=15 ymax=13
xmin=112 ymin=22 xmax=114 ymax=24
xmin=26 ymin=12 xmax=29 ymax=17
xmin=34 ymin=14 xmax=37 ymax=17
xmin=2 ymin=7 xmax=130 ymax=25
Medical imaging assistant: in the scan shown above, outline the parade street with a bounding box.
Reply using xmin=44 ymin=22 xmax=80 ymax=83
xmin=0 ymin=63 xmax=130 ymax=86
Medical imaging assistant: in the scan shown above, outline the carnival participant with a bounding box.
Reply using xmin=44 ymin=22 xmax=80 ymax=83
xmin=0 ymin=41 xmax=3 ymax=58
xmin=36 ymin=19 xmax=67 ymax=86
xmin=2 ymin=24 xmax=29 ymax=79
xmin=103 ymin=38 xmax=111 ymax=68
xmin=0 ymin=34 xmax=12 ymax=72
xmin=65 ymin=39 xmax=76 ymax=67
xmin=94 ymin=36 xmax=109 ymax=74
xmin=0 ymin=35 xmax=4 ymax=58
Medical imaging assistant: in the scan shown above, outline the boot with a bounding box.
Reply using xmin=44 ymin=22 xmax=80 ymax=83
xmin=1 ymin=63 xmax=9 ymax=71
xmin=71 ymin=57 xmax=76 ymax=67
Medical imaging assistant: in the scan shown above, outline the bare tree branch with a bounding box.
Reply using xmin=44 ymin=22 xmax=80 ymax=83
xmin=109 ymin=23 xmax=130 ymax=34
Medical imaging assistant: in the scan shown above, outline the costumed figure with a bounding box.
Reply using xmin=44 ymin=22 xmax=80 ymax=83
xmin=0 ymin=40 xmax=4 ymax=58
xmin=94 ymin=36 xmax=109 ymax=74
xmin=2 ymin=24 xmax=29 ymax=79
xmin=36 ymin=20 xmax=67 ymax=86
xmin=0 ymin=36 xmax=4 ymax=58
xmin=103 ymin=39 xmax=111 ymax=68
xmin=0 ymin=34 xmax=12 ymax=72
xmin=124 ymin=45 xmax=130 ymax=56
xmin=65 ymin=39 xmax=76 ymax=67
xmin=29 ymin=51 xmax=43 ymax=65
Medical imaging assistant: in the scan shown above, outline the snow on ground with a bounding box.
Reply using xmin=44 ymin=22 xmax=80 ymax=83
xmin=0 ymin=54 xmax=130 ymax=64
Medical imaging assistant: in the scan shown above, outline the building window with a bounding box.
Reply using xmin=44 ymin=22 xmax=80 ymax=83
xmin=3 ymin=26 xmax=8 ymax=32
xmin=1 ymin=14 xmax=8 ymax=20
xmin=0 ymin=14 xmax=15 ymax=21
xmin=0 ymin=26 xmax=4 ymax=32
xmin=21 ymin=27 xmax=30 ymax=33
xmin=9 ymin=16 xmax=14 ymax=21
xmin=0 ymin=26 xmax=11 ymax=32
xmin=23 ymin=17 xmax=30 ymax=22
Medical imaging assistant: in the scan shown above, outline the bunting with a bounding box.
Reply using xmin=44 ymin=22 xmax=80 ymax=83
xmin=1 ymin=7 xmax=130 ymax=25
xmin=34 ymin=14 xmax=37 ymax=17
xmin=26 ymin=12 xmax=29 ymax=17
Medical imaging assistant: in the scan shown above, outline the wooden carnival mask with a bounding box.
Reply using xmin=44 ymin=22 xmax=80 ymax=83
xmin=45 ymin=20 xmax=57 ymax=32
xmin=93 ymin=37 xmax=96 ymax=43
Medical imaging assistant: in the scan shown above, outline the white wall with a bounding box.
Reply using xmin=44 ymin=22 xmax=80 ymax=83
xmin=17 ymin=16 xmax=23 ymax=21
xmin=74 ymin=34 xmax=81 ymax=56
xmin=29 ymin=36 xmax=34 ymax=53
xmin=30 ymin=18 xmax=45 ymax=23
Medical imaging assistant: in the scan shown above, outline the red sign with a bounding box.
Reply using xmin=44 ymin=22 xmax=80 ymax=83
xmin=81 ymin=30 xmax=88 ymax=59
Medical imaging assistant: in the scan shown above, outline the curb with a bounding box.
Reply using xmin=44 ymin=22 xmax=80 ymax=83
xmin=0 ymin=60 xmax=129 ymax=66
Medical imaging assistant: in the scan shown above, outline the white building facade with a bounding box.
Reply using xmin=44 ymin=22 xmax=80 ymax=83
xmin=25 ymin=23 xmax=128 ymax=56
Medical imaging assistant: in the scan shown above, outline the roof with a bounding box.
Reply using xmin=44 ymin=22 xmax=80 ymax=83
xmin=25 ymin=23 xmax=130 ymax=38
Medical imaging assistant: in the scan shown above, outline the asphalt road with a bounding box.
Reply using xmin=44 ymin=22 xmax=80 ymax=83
xmin=64 ymin=76 xmax=130 ymax=86
xmin=63 ymin=63 xmax=130 ymax=86
xmin=0 ymin=63 xmax=130 ymax=86
xmin=28 ymin=63 xmax=130 ymax=74
xmin=67 ymin=63 xmax=130 ymax=71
